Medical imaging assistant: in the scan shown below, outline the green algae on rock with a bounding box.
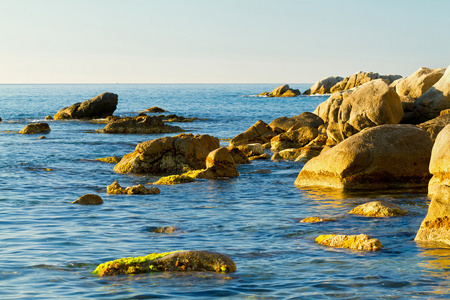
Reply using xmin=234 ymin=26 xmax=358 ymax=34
xmin=315 ymin=234 xmax=383 ymax=251
xmin=93 ymin=250 xmax=236 ymax=277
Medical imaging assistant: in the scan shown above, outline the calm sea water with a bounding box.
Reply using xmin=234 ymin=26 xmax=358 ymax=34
xmin=0 ymin=84 xmax=449 ymax=299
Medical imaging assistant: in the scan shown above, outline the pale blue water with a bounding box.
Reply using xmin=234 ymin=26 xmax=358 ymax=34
xmin=0 ymin=84 xmax=449 ymax=299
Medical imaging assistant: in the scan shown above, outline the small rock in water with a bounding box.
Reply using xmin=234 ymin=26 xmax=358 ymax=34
xmin=107 ymin=181 xmax=160 ymax=195
xmin=94 ymin=156 xmax=122 ymax=164
xmin=145 ymin=106 xmax=167 ymax=113
xmin=315 ymin=234 xmax=383 ymax=251
xmin=19 ymin=123 xmax=51 ymax=134
xmin=72 ymin=194 xmax=103 ymax=205
xmin=38 ymin=136 xmax=46 ymax=139
xmin=148 ymin=226 xmax=179 ymax=233
xmin=44 ymin=115 xmax=53 ymax=120
xmin=300 ymin=217 xmax=336 ymax=223
xmin=348 ymin=201 xmax=407 ymax=217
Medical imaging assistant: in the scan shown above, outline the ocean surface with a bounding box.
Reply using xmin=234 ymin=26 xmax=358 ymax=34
xmin=0 ymin=84 xmax=449 ymax=299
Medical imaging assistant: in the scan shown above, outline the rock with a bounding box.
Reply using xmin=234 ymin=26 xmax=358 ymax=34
xmin=94 ymin=156 xmax=122 ymax=164
xmin=72 ymin=194 xmax=103 ymax=205
xmin=258 ymin=85 xmax=300 ymax=97
xmin=54 ymin=92 xmax=118 ymax=120
xmin=313 ymin=90 xmax=348 ymax=123
xmin=156 ymin=114 xmax=199 ymax=123
xmin=270 ymin=84 xmax=290 ymax=97
xmin=38 ymin=136 xmax=46 ymax=140
xmin=440 ymin=109 xmax=450 ymax=116
xmin=100 ymin=115 xmax=183 ymax=134
xmin=269 ymin=117 xmax=299 ymax=132
xmin=321 ymin=79 xmax=404 ymax=143
xmin=300 ymin=217 xmax=336 ymax=223
xmin=19 ymin=123 xmax=51 ymax=134
xmin=148 ymin=226 xmax=179 ymax=233
xmin=348 ymin=201 xmax=407 ymax=217
xmin=305 ymin=76 xmax=344 ymax=95
xmin=44 ymin=115 xmax=53 ymax=120
xmin=248 ymin=153 xmax=270 ymax=160
xmin=229 ymin=121 xmax=277 ymax=147
xmin=93 ymin=250 xmax=236 ymax=277
xmin=414 ymin=66 xmax=450 ymax=122
xmin=304 ymin=134 xmax=327 ymax=147
xmin=114 ymin=133 xmax=220 ymax=175
xmin=278 ymin=89 xmax=298 ymax=97
xmin=196 ymin=147 xmax=239 ymax=179
xmin=330 ymin=71 xmax=401 ymax=94
xmin=145 ymin=106 xmax=167 ymax=113
xmin=415 ymin=124 xmax=450 ymax=245
xmin=294 ymin=146 xmax=323 ymax=162
xmin=271 ymin=148 xmax=302 ymax=160
xmin=226 ymin=147 xmax=251 ymax=164
xmin=0 ymin=117 xmax=2 ymax=122
xmin=418 ymin=114 xmax=450 ymax=142
xmin=270 ymin=127 xmax=319 ymax=151
xmin=315 ymin=234 xmax=383 ymax=251
xmin=287 ymin=112 xmax=324 ymax=131
xmin=153 ymin=170 xmax=203 ymax=185
xmin=396 ymin=67 xmax=445 ymax=102
xmin=294 ymin=125 xmax=433 ymax=190
xmin=107 ymin=181 xmax=160 ymax=195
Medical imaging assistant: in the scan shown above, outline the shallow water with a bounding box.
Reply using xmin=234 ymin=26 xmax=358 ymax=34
xmin=1 ymin=84 xmax=449 ymax=299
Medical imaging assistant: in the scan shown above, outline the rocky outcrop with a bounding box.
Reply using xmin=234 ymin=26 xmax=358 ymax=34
xmin=315 ymin=79 xmax=404 ymax=143
xmin=114 ymin=133 xmax=220 ymax=175
xmin=415 ymin=124 xmax=450 ymax=246
xmin=348 ymin=201 xmax=407 ymax=217
xmin=304 ymin=76 xmax=344 ymax=95
xmin=100 ymin=115 xmax=183 ymax=134
xmin=414 ymin=66 xmax=450 ymax=122
xmin=418 ymin=114 xmax=450 ymax=142
xmin=395 ymin=67 xmax=445 ymax=102
xmin=315 ymin=234 xmax=383 ymax=251
xmin=72 ymin=194 xmax=103 ymax=205
xmin=270 ymin=127 xmax=319 ymax=151
xmin=229 ymin=120 xmax=277 ymax=146
xmin=294 ymin=125 xmax=433 ymax=190
xmin=330 ymin=71 xmax=401 ymax=94
xmin=93 ymin=250 xmax=236 ymax=276
xmin=258 ymin=84 xmax=300 ymax=97
xmin=19 ymin=123 xmax=51 ymax=134
xmin=196 ymin=147 xmax=239 ymax=179
xmin=54 ymin=92 xmax=118 ymax=120
xmin=107 ymin=181 xmax=160 ymax=195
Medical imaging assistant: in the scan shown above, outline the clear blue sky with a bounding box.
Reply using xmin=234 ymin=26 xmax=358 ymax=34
xmin=0 ymin=0 xmax=448 ymax=83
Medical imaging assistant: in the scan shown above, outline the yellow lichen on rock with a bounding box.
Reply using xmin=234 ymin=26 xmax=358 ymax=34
xmin=153 ymin=170 xmax=204 ymax=185
xmin=315 ymin=234 xmax=383 ymax=251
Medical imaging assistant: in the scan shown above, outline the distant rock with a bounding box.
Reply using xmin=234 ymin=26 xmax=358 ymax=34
xmin=229 ymin=120 xmax=277 ymax=147
xmin=315 ymin=79 xmax=403 ymax=143
xmin=93 ymin=250 xmax=236 ymax=276
xmin=107 ymin=181 xmax=160 ymax=195
xmin=396 ymin=67 xmax=445 ymax=102
xmin=145 ymin=106 xmax=167 ymax=113
xmin=44 ymin=115 xmax=53 ymax=120
xmin=304 ymin=76 xmax=344 ymax=95
xmin=414 ymin=65 xmax=450 ymax=122
xmin=114 ymin=133 xmax=220 ymax=175
xmin=38 ymin=136 xmax=46 ymax=139
xmin=54 ymin=92 xmax=118 ymax=120
xmin=258 ymin=84 xmax=301 ymax=97
xmin=72 ymin=194 xmax=103 ymax=205
xmin=300 ymin=217 xmax=336 ymax=223
xmin=348 ymin=201 xmax=407 ymax=217
xmin=315 ymin=234 xmax=383 ymax=251
xmin=100 ymin=115 xmax=183 ymax=134
xmin=294 ymin=125 xmax=433 ymax=190
xmin=19 ymin=123 xmax=51 ymax=134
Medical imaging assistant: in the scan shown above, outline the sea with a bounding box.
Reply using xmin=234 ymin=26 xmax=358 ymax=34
xmin=0 ymin=84 xmax=449 ymax=299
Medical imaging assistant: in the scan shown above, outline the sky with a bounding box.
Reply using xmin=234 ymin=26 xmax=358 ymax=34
xmin=0 ymin=0 xmax=448 ymax=84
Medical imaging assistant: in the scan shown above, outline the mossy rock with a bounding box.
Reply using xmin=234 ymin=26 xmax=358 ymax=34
xmin=93 ymin=250 xmax=236 ymax=277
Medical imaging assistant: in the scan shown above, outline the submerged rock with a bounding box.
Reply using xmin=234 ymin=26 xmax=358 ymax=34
xmin=19 ymin=123 xmax=51 ymax=134
xmin=315 ymin=234 xmax=383 ymax=251
xmin=148 ymin=226 xmax=179 ymax=233
xmin=100 ymin=115 xmax=183 ymax=134
xmin=114 ymin=133 xmax=220 ymax=175
xmin=93 ymin=250 xmax=236 ymax=276
xmin=107 ymin=181 xmax=160 ymax=195
xmin=145 ymin=106 xmax=167 ymax=113
xmin=348 ymin=201 xmax=407 ymax=217
xmin=94 ymin=156 xmax=122 ymax=164
xmin=72 ymin=194 xmax=103 ymax=205
xmin=295 ymin=125 xmax=433 ymax=190
xmin=300 ymin=217 xmax=336 ymax=223
xmin=54 ymin=92 xmax=118 ymax=120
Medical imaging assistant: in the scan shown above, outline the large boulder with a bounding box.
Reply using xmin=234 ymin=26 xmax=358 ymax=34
xmin=196 ymin=147 xmax=239 ymax=179
xmin=396 ymin=67 xmax=445 ymax=102
xmin=330 ymin=71 xmax=401 ymax=93
xmin=304 ymin=76 xmax=344 ymax=95
xmin=100 ymin=115 xmax=183 ymax=134
xmin=294 ymin=125 xmax=433 ymax=190
xmin=19 ymin=123 xmax=50 ymax=134
xmin=229 ymin=120 xmax=277 ymax=146
xmin=415 ymin=124 xmax=450 ymax=245
xmin=54 ymin=92 xmax=118 ymax=120
xmin=114 ymin=133 xmax=220 ymax=175
xmin=93 ymin=250 xmax=236 ymax=276
xmin=317 ymin=79 xmax=404 ymax=143
xmin=414 ymin=66 xmax=450 ymax=122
